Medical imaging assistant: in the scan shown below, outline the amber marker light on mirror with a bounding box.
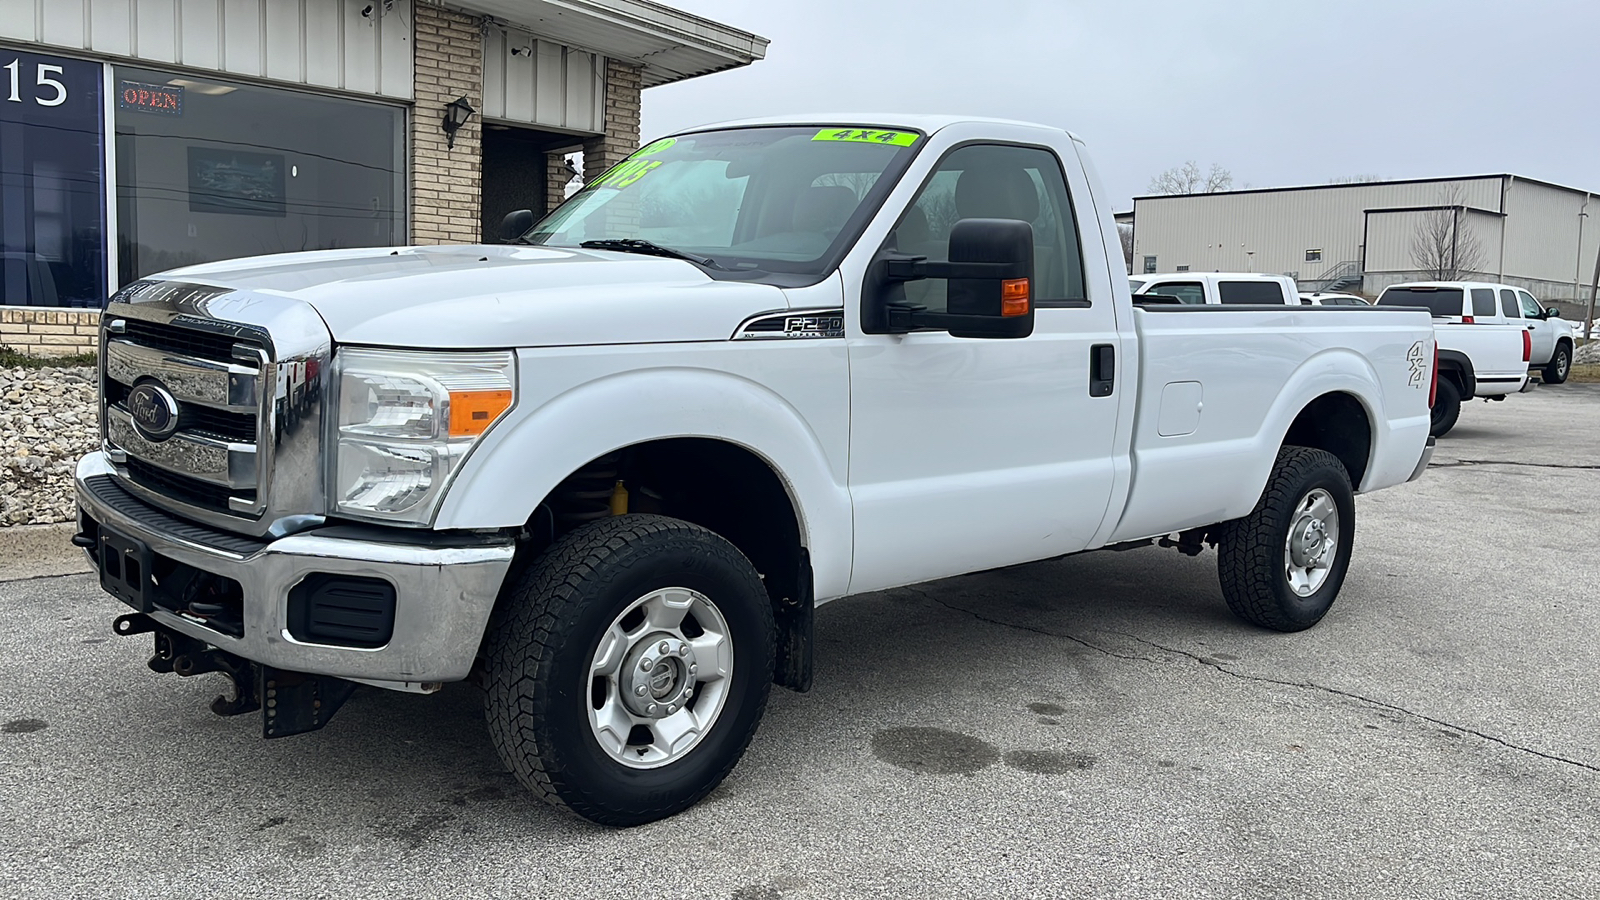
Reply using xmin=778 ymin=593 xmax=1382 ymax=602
xmin=449 ymin=390 xmax=514 ymax=437
xmin=1001 ymin=278 xmax=1031 ymax=317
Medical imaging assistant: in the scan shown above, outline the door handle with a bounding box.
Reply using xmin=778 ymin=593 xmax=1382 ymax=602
xmin=1090 ymin=344 xmax=1115 ymax=397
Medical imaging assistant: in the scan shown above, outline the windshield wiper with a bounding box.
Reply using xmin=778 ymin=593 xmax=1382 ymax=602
xmin=579 ymin=239 xmax=727 ymax=270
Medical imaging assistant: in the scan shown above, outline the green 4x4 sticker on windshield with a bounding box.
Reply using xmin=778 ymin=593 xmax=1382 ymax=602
xmin=812 ymin=128 xmax=919 ymax=146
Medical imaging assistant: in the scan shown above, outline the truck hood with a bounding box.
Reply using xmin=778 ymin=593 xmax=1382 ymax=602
xmin=159 ymin=245 xmax=791 ymax=347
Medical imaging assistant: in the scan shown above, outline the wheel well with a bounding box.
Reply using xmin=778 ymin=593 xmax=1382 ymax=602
xmin=522 ymin=438 xmax=811 ymax=690
xmin=1282 ymin=392 xmax=1371 ymax=488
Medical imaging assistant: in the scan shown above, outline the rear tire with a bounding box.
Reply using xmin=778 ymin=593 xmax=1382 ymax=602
xmin=1543 ymin=343 xmax=1571 ymax=385
xmin=1217 ymin=446 xmax=1356 ymax=633
xmin=483 ymin=514 xmax=775 ymax=826
xmin=1429 ymin=377 xmax=1461 ymax=438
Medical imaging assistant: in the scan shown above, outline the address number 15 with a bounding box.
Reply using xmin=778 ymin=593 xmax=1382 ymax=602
xmin=4 ymin=60 xmax=68 ymax=107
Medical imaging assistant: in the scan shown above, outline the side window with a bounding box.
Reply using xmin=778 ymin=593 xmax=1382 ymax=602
xmin=1470 ymin=288 xmax=1496 ymax=318
xmin=1148 ymin=281 xmax=1205 ymax=304
xmin=891 ymin=143 xmax=1086 ymax=312
xmin=1499 ymin=288 xmax=1520 ymax=318
xmin=1218 ymin=281 xmax=1285 ymax=304
xmin=1518 ymin=291 xmax=1542 ymax=318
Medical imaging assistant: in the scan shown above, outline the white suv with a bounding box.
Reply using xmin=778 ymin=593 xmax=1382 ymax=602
xmin=1379 ymin=281 xmax=1577 ymax=384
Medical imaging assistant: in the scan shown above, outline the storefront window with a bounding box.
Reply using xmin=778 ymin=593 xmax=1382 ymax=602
xmin=114 ymin=66 xmax=404 ymax=285
xmin=0 ymin=48 xmax=105 ymax=307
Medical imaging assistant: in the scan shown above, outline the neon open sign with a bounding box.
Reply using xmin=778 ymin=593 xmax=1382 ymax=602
xmin=118 ymin=81 xmax=183 ymax=115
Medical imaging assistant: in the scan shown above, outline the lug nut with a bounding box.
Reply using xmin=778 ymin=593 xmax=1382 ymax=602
xmin=641 ymin=658 xmax=653 ymax=671
xmin=659 ymin=641 xmax=670 ymax=654
xmin=635 ymin=684 xmax=647 ymax=696
xmin=647 ymin=703 xmax=657 ymax=714
xmin=679 ymin=645 xmax=691 ymax=657
xmin=689 ymin=664 xmax=698 ymax=675
xmin=667 ymin=704 xmax=677 ymax=714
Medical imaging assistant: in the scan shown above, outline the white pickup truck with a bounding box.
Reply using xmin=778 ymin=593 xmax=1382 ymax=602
xmin=1375 ymin=282 xmax=1533 ymax=435
xmin=75 ymin=115 xmax=1436 ymax=826
xmin=1129 ymin=272 xmax=1301 ymax=306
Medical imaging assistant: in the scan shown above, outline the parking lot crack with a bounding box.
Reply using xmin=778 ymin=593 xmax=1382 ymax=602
xmin=905 ymin=587 xmax=1155 ymax=662
xmin=1433 ymin=459 xmax=1600 ymax=471
xmin=1115 ymin=633 xmax=1600 ymax=776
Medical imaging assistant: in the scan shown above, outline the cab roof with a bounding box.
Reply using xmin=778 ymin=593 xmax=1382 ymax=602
xmin=673 ymin=113 xmax=1083 ymax=144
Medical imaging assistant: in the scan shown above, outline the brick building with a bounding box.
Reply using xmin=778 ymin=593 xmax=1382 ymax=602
xmin=0 ymin=0 xmax=766 ymax=356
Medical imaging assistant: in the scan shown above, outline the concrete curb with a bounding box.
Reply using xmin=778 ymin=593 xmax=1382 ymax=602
xmin=0 ymin=521 xmax=92 ymax=581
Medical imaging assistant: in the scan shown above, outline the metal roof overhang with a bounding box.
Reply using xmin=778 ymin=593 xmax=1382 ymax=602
xmin=458 ymin=0 xmax=768 ymax=87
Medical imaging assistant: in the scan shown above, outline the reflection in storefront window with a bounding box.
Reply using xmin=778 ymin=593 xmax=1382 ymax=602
xmin=0 ymin=49 xmax=105 ymax=308
xmin=114 ymin=67 xmax=405 ymax=284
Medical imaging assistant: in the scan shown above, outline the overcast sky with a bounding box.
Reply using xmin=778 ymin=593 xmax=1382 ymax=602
xmin=639 ymin=0 xmax=1600 ymax=211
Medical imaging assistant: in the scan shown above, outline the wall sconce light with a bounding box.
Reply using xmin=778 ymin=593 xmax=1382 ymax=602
xmin=442 ymin=96 xmax=476 ymax=150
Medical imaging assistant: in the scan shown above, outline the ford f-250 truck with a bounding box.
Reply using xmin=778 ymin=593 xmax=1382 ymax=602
xmin=75 ymin=115 xmax=1437 ymax=826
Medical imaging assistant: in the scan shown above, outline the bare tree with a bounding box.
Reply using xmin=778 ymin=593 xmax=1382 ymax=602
xmin=1411 ymin=187 xmax=1487 ymax=280
xmin=1148 ymin=161 xmax=1233 ymax=195
xmin=1327 ymin=174 xmax=1383 ymax=184
xmin=1117 ymin=224 xmax=1134 ymax=272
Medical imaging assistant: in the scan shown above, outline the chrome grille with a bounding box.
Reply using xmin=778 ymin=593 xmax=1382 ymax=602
xmin=99 ymin=282 xmax=332 ymax=537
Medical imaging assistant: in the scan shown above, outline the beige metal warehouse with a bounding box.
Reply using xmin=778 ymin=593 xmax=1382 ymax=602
xmin=1127 ymin=175 xmax=1600 ymax=307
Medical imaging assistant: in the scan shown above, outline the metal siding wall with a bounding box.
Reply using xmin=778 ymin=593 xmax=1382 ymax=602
xmin=1132 ymin=178 xmax=1505 ymax=280
xmin=1503 ymin=180 xmax=1596 ymax=290
xmin=0 ymin=0 xmax=412 ymax=99
xmin=481 ymin=26 xmax=603 ymax=134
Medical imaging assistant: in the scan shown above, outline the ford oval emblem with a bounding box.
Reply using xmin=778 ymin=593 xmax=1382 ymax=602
xmin=128 ymin=381 xmax=181 ymax=441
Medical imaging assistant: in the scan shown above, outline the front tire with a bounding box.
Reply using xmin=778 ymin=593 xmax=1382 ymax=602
xmin=1543 ymin=342 xmax=1571 ymax=385
xmin=1430 ymin=377 xmax=1461 ymax=438
xmin=1217 ymin=446 xmax=1356 ymax=632
xmin=483 ymin=514 xmax=776 ymax=826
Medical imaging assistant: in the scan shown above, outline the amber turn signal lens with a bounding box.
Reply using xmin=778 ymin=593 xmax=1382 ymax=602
xmin=1001 ymin=278 xmax=1030 ymax=317
xmin=448 ymin=389 xmax=513 ymax=437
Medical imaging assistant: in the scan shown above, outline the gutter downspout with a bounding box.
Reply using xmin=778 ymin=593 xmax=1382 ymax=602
xmin=1497 ymin=175 xmax=1511 ymax=281
xmin=1575 ymin=193 xmax=1591 ymax=303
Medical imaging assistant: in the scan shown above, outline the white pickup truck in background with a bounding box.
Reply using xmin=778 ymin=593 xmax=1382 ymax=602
xmin=76 ymin=115 xmax=1437 ymax=826
xmin=1376 ymin=283 xmax=1532 ymax=436
xmin=1130 ymin=272 xmax=1301 ymax=305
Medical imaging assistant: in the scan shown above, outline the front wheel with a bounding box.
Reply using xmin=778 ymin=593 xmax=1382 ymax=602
xmin=483 ymin=514 xmax=775 ymax=826
xmin=1217 ymin=446 xmax=1356 ymax=632
xmin=1543 ymin=343 xmax=1571 ymax=385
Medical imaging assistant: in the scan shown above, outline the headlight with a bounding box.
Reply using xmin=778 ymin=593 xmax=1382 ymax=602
xmin=332 ymin=348 xmax=516 ymax=525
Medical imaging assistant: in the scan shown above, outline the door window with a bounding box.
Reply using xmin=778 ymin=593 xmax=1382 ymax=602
xmin=1518 ymin=291 xmax=1543 ymax=318
xmin=1470 ymin=288 xmax=1496 ymax=318
xmin=890 ymin=143 xmax=1086 ymax=313
xmin=1498 ymin=288 xmax=1520 ymax=318
xmin=1147 ymin=281 xmax=1205 ymax=304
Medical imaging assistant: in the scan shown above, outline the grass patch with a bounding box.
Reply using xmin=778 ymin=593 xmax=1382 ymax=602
xmin=1568 ymin=363 xmax=1600 ymax=383
xmin=0 ymin=345 xmax=98 ymax=369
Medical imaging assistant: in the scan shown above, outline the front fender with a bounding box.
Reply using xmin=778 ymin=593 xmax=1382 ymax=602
xmin=433 ymin=362 xmax=853 ymax=601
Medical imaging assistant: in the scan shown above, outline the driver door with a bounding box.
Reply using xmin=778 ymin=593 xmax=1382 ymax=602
xmin=844 ymin=140 xmax=1120 ymax=594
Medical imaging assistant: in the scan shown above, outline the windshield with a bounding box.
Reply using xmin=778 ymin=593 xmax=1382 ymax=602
xmin=524 ymin=126 xmax=925 ymax=282
xmin=1377 ymin=287 xmax=1464 ymax=317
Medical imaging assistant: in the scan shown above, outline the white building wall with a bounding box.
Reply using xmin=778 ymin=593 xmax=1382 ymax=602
xmin=0 ymin=0 xmax=413 ymax=99
xmin=1131 ymin=177 xmax=1504 ymax=280
xmin=481 ymin=25 xmax=605 ymax=134
xmin=1502 ymin=179 xmax=1599 ymax=293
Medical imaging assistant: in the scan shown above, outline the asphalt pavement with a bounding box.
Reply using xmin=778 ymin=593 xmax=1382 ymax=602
xmin=2 ymin=385 xmax=1597 ymax=900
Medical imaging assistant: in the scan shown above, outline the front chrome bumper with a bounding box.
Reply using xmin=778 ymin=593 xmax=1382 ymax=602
xmin=74 ymin=452 xmax=515 ymax=689
xmin=1407 ymin=436 xmax=1436 ymax=482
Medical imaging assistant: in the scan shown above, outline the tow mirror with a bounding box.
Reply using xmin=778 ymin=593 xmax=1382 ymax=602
xmin=875 ymin=218 xmax=1035 ymax=339
xmin=499 ymin=209 xmax=534 ymax=243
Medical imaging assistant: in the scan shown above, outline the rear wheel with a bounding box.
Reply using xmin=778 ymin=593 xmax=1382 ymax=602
xmin=1543 ymin=343 xmax=1571 ymax=385
xmin=483 ymin=514 xmax=775 ymax=826
xmin=1429 ymin=377 xmax=1461 ymax=437
xmin=1217 ymin=446 xmax=1356 ymax=632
